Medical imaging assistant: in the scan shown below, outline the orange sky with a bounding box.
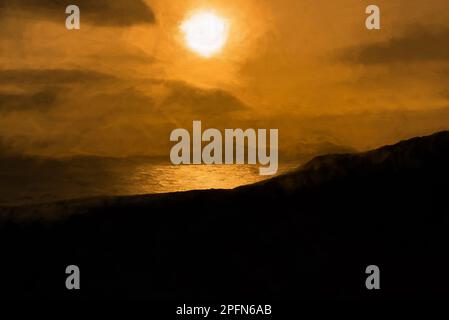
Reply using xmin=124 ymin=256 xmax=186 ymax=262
xmin=1 ymin=0 xmax=449 ymax=158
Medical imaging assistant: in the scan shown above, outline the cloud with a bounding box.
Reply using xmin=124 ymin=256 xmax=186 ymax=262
xmin=0 ymin=0 xmax=156 ymax=26
xmin=0 ymin=90 xmax=58 ymax=112
xmin=0 ymin=69 xmax=250 ymax=157
xmin=161 ymin=81 xmax=248 ymax=116
xmin=341 ymin=26 xmax=449 ymax=64
xmin=0 ymin=69 xmax=117 ymax=86
xmin=0 ymin=69 xmax=118 ymax=113
xmin=0 ymin=69 xmax=246 ymax=115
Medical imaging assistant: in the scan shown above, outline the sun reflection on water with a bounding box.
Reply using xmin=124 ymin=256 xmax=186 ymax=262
xmin=126 ymin=164 xmax=296 ymax=195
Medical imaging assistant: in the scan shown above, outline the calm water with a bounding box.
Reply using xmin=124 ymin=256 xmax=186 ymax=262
xmin=0 ymin=157 xmax=298 ymax=206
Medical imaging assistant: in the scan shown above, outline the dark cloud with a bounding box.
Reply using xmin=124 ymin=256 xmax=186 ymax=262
xmin=342 ymin=26 xmax=449 ymax=64
xmin=0 ymin=69 xmax=118 ymax=113
xmin=440 ymin=89 xmax=449 ymax=100
xmin=0 ymin=69 xmax=120 ymax=115
xmin=0 ymin=69 xmax=117 ymax=86
xmin=0 ymin=90 xmax=58 ymax=112
xmin=85 ymin=89 xmax=156 ymax=116
xmin=0 ymin=0 xmax=155 ymax=26
xmin=162 ymin=81 xmax=248 ymax=116
xmin=0 ymin=69 xmax=246 ymax=117
xmin=86 ymin=51 xmax=157 ymax=65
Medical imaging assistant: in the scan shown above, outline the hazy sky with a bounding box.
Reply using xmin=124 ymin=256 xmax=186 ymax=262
xmin=1 ymin=0 xmax=449 ymax=158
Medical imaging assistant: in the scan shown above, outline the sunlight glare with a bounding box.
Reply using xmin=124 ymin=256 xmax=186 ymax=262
xmin=181 ymin=11 xmax=229 ymax=58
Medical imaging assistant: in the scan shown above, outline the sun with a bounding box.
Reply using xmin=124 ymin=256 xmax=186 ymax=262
xmin=180 ymin=11 xmax=229 ymax=58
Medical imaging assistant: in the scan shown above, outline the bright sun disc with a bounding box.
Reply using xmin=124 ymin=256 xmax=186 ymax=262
xmin=181 ymin=11 xmax=229 ymax=58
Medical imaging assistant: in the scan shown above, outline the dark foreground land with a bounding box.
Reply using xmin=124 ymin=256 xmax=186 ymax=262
xmin=0 ymin=131 xmax=449 ymax=300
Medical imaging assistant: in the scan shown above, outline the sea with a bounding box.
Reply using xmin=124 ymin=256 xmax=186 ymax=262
xmin=0 ymin=156 xmax=299 ymax=206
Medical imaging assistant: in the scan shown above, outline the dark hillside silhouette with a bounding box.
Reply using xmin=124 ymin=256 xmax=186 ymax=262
xmin=0 ymin=131 xmax=449 ymax=299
